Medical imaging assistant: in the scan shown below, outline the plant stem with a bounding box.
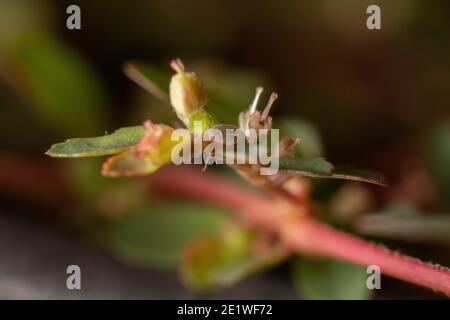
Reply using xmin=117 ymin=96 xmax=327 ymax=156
xmin=150 ymin=166 xmax=450 ymax=295
xmin=282 ymin=218 xmax=450 ymax=294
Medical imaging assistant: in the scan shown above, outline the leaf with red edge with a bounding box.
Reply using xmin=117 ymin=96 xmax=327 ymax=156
xmin=102 ymin=149 xmax=159 ymax=177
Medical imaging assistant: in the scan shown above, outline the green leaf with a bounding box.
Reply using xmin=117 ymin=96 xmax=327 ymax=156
xmin=330 ymin=166 xmax=388 ymax=187
xmin=279 ymin=158 xmax=387 ymax=187
xmin=292 ymin=257 xmax=372 ymax=300
xmin=101 ymin=149 xmax=159 ymax=177
xmin=46 ymin=126 xmax=145 ymax=158
xmin=10 ymin=35 xmax=110 ymax=135
xmin=354 ymin=201 xmax=450 ymax=245
xmin=180 ymin=226 xmax=287 ymax=290
xmin=101 ymin=203 xmax=228 ymax=270
xmin=279 ymin=157 xmax=334 ymax=174
xmin=277 ymin=118 xmax=324 ymax=158
xmin=123 ymin=61 xmax=170 ymax=103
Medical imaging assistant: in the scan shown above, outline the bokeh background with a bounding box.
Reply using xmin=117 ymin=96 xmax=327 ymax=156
xmin=0 ymin=0 xmax=449 ymax=299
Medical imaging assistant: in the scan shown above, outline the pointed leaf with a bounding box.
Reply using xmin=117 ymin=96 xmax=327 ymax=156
xmin=279 ymin=157 xmax=387 ymax=187
xmin=46 ymin=126 xmax=145 ymax=158
xmin=279 ymin=157 xmax=334 ymax=174
xmin=329 ymin=166 xmax=388 ymax=186
xmin=354 ymin=202 xmax=450 ymax=245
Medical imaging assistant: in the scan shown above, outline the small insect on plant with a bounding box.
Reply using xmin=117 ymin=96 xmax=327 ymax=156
xmin=46 ymin=59 xmax=450 ymax=297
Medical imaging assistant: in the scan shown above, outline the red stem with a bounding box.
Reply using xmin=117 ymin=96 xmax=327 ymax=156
xmin=2 ymin=156 xmax=448 ymax=293
xmin=150 ymin=166 xmax=450 ymax=295
xmin=282 ymin=219 xmax=450 ymax=294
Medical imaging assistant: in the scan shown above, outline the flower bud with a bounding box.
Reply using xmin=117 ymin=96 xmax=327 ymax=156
xmin=169 ymin=58 xmax=208 ymax=127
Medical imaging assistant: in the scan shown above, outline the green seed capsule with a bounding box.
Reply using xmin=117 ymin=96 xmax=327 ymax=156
xmin=169 ymin=58 xmax=208 ymax=127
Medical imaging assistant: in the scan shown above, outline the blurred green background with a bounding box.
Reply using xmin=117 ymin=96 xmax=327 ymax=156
xmin=0 ymin=0 xmax=449 ymax=299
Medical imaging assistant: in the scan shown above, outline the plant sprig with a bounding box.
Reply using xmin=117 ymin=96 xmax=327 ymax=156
xmin=46 ymin=59 xmax=387 ymax=187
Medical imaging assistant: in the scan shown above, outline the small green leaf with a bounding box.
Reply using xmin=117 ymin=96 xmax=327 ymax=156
xmin=330 ymin=166 xmax=388 ymax=187
xmin=279 ymin=157 xmax=334 ymax=175
xmin=279 ymin=157 xmax=387 ymax=187
xmin=46 ymin=125 xmax=145 ymax=158
xmin=292 ymin=257 xmax=372 ymax=300
xmin=354 ymin=201 xmax=450 ymax=245
xmin=101 ymin=149 xmax=159 ymax=177
xmin=180 ymin=226 xmax=287 ymax=290
xmin=102 ymin=203 xmax=228 ymax=270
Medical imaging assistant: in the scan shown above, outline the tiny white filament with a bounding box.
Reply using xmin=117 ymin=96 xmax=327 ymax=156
xmin=249 ymin=86 xmax=264 ymax=114
xmin=262 ymin=92 xmax=278 ymax=120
